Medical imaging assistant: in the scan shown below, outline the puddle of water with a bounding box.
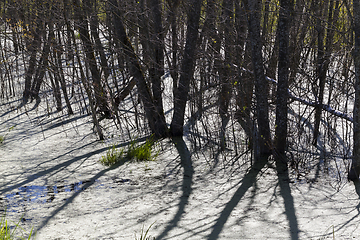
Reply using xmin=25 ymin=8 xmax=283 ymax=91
xmin=0 ymin=178 xmax=133 ymax=217
xmin=1 ymin=180 xmax=95 ymax=213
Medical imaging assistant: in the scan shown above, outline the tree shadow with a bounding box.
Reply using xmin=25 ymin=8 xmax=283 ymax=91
xmin=156 ymin=136 xmax=194 ymax=240
xmin=34 ymin=160 xmax=125 ymax=234
xmin=276 ymin=161 xmax=300 ymax=240
xmin=207 ymin=155 xmax=268 ymax=239
xmin=208 ymin=154 xmax=299 ymax=240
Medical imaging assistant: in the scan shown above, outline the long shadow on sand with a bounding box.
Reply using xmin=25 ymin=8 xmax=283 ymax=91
xmin=207 ymin=155 xmax=299 ymax=240
xmin=275 ymin=162 xmax=299 ymax=240
xmin=156 ymin=137 xmax=194 ymax=240
xmin=33 ymin=159 xmax=126 ymax=233
xmin=207 ymin=156 xmax=268 ymax=239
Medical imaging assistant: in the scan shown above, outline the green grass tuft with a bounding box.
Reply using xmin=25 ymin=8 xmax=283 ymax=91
xmin=0 ymin=210 xmax=33 ymax=240
xmin=99 ymin=136 xmax=159 ymax=166
xmin=0 ymin=135 xmax=4 ymax=144
xmin=126 ymin=137 xmax=158 ymax=162
xmin=99 ymin=144 xmax=125 ymax=166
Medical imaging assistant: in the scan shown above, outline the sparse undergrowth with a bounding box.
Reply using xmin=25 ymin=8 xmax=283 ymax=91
xmin=99 ymin=136 xmax=159 ymax=166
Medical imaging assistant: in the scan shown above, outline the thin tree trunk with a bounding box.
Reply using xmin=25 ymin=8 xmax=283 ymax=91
xmin=55 ymin=26 xmax=74 ymax=115
xmin=73 ymin=0 xmax=111 ymax=117
xmin=349 ymin=0 xmax=360 ymax=181
xmin=88 ymin=0 xmax=110 ymax=81
xmin=275 ymin=0 xmax=293 ymax=171
xmin=219 ymin=0 xmax=234 ymax=150
xmin=110 ymin=0 xmax=168 ymax=137
xmin=30 ymin=26 xmax=52 ymax=99
xmin=243 ymin=0 xmax=272 ymax=156
xmin=73 ymin=23 xmax=105 ymax=140
xmin=23 ymin=18 xmax=42 ymax=102
xmin=149 ymin=0 xmax=167 ymax=134
xmin=313 ymin=0 xmax=339 ymax=146
xmin=312 ymin=0 xmax=328 ymax=146
xmin=170 ymin=0 xmax=202 ymax=136
xmin=235 ymin=1 xmax=254 ymax=150
xmin=49 ymin=70 xmax=62 ymax=112
xmin=168 ymin=0 xmax=180 ymax=98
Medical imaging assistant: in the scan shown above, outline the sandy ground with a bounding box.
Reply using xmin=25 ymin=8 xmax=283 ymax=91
xmin=1 ymin=98 xmax=360 ymax=240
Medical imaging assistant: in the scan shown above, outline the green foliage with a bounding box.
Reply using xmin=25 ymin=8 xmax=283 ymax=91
xmin=135 ymin=222 xmax=156 ymax=240
xmin=99 ymin=136 xmax=159 ymax=166
xmin=0 ymin=211 xmax=33 ymax=240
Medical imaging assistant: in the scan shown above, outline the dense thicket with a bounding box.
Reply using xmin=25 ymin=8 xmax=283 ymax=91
xmin=0 ymin=0 xmax=358 ymax=180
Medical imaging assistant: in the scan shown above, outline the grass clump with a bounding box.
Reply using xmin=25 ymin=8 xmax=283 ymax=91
xmin=100 ymin=136 xmax=159 ymax=166
xmin=126 ymin=137 xmax=159 ymax=162
xmin=99 ymin=144 xmax=124 ymax=166
xmin=0 ymin=211 xmax=33 ymax=240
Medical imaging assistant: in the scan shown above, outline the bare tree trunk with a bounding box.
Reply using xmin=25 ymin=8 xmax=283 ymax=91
xmin=313 ymin=0 xmax=340 ymax=146
xmin=312 ymin=0 xmax=328 ymax=146
xmin=72 ymin=20 xmax=105 ymax=140
xmin=55 ymin=25 xmax=74 ymax=115
xmin=23 ymin=16 xmax=42 ymax=102
xmin=88 ymin=0 xmax=110 ymax=81
xmin=30 ymin=24 xmax=52 ymax=99
xmin=110 ymin=0 xmax=168 ymax=137
xmin=219 ymin=0 xmax=234 ymax=150
xmin=275 ymin=0 xmax=293 ymax=171
xmin=167 ymin=0 xmax=180 ymax=98
xmin=243 ymin=0 xmax=272 ymax=156
xmin=73 ymin=0 xmax=111 ymax=117
xmin=170 ymin=0 xmax=202 ymax=136
xmin=149 ymin=0 xmax=167 ymax=134
xmin=288 ymin=0 xmax=309 ymax=86
xmin=235 ymin=1 xmax=254 ymax=150
xmin=349 ymin=0 xmax=360 ymax=181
